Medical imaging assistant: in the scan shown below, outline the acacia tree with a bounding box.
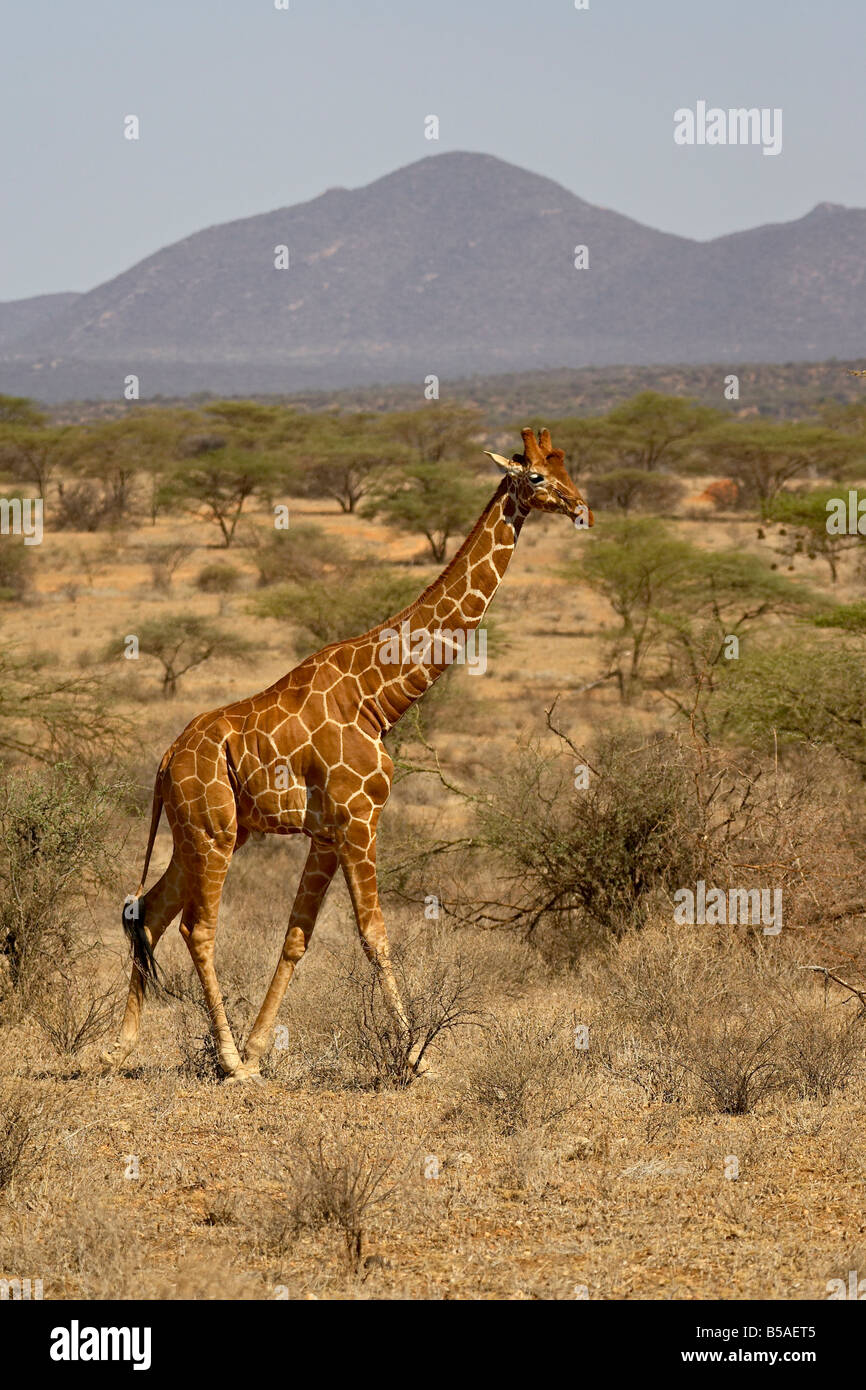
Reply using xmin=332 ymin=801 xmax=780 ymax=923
xmin=763 ymin=487 xmax=865 ymax=582
xmin=121 ymin=412 xmax=191 ymax=524
xmin=106 ymin=616 xmax=253 ymax=697
xmin=201 ymin=399 xmax=297 ymax=446
xmin=50 ymin=415 xmax=179 ymax=530
xmin=585 ymin=468 xmax=684 ymax=515
xmin=0 ymin=423 xmax=86 ymax=499
xmin=569 ymin=520 xmax=696 ymax=701
xmin=386 ymin=406 xmax=482 ymax=463
xmin=604 ymin=392 xmax=719 ymax=471
xmin=293 ymin=414 xmax=402 ymax=513
xmin=698 ymin=422 xmax=857 ymax=505
xmin=658 ymin=547 xmax=818 ymax=725
xmin=363 ymin=458 xmax=489 ymax=562
xmin=567 ymin=519 xmax=815 ymax=703
xmin=72 ymin=419 xmax=145 ymax=520
xmin=0 ymin=395 xmax=45 ymax=426
xmin=196 ymin=400 xmax=321 ymax=469
xmin=161 ymin=449 xmax=285 ymax=546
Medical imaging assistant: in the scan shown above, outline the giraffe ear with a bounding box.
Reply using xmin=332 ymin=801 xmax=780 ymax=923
xmin=484 ymin=450 xmax=524 ymax=476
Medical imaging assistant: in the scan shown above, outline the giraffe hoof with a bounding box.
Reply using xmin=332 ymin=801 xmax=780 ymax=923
xmin=100 ymin=1043 xmax=132 ymax=1070
xmin=224 ymin=1064 xmax=264 ymax=1085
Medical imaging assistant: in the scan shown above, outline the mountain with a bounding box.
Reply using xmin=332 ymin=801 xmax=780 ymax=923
xmin=0 ymin=293 xmax=81 ymax=354
xmin=1 ymin=153 xmax=864 ymax=403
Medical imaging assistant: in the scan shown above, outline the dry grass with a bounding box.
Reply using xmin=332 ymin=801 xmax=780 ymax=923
xmin=0 ymin=482 xmax=865 ymax=1300
xmin=464 ymin=1010 xmax=589 ymax=1135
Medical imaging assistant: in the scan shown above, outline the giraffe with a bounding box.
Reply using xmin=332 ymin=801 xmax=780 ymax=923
xmin=102 ymin=427 xmax=593 ymax=1082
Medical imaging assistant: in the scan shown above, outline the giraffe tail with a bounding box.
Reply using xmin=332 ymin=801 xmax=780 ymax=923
xmin=121 ymin=757 xmax=169 ymax=989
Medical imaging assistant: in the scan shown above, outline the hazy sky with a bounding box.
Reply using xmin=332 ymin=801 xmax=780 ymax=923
xmin=2 ymin=0 xmax=863 ymax=300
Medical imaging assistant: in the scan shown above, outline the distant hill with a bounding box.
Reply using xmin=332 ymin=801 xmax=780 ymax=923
xmin=272 ymin=359 xmax=866 ymax=424
xmin=50 ymin=358 xmax=866 ymax=429
xmin=2 ymin=152 xmax=865 ymax=403
xmin=0 ymin=292 xmax=81 ymax=354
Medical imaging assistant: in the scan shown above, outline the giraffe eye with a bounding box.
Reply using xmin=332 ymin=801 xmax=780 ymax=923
xmin=528 ymin=473 xmax=544 ymax=485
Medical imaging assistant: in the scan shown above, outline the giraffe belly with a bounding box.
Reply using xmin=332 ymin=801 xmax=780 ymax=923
xmin=232 ymin=755 xmax=316 ymax=832
xmin=236 ymin=786 xmax=308 ymax=835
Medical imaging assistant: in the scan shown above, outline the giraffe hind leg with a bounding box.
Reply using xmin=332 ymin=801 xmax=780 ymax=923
xmin=102 ymin=855 xmax=185 ymax=1068
xmin=178 ymin=841 xmax=245 ymax=1079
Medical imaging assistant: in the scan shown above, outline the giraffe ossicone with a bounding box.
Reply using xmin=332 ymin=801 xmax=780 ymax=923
xmin=102 ymin=428 xmax=593 ymax=1082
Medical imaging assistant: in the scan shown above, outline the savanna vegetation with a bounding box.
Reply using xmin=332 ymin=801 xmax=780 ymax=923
xmin=1 ymin=383 xmax=865 ymax=1300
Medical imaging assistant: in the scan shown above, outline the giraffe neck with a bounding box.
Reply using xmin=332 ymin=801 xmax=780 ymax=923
xmin=363 ymin=479 xmax=528 ymax=729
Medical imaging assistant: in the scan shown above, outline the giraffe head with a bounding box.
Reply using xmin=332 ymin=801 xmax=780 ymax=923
xmin=485 ymin=427 xmax=594 ymax=529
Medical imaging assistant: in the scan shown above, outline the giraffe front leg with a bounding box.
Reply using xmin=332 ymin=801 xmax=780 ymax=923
xmin=338 ymin=828 xmax=432 ymax=1081
xmin=242 ymin=840 xmax=339 ymax=1072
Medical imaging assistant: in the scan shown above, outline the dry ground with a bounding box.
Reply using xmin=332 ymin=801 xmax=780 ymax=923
xmin=1 ymin=483 xmax=865 ymax=1300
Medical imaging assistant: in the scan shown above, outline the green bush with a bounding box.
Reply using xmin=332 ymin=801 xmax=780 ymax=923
xmin=196 ymin=562 xmax=240 ymax=594
xmin=475 ymin=730 xmax=712 ymax=942
xmin=0 ymin=766 xmax=116 ymax=1008
xmin=252 ymin=567 xmax=420 ymax=653
xmin=711 ymin=635 xmax=866 ymax=773
xmin=763 ymin=487 xmax=865 ymax=582
xmin=566 ymin=518 xmax=818 ymax=704
xmin=585 ymin=468 xmax=684 ymax=515
xmin=252 ymin=522 xmax=336 ymax=587
xmin=0 ymin=537 xmax=32 ymax=601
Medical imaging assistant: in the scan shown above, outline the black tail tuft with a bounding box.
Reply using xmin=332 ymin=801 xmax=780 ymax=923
xmin=122 ymin=895 xmax=160 ymax=992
